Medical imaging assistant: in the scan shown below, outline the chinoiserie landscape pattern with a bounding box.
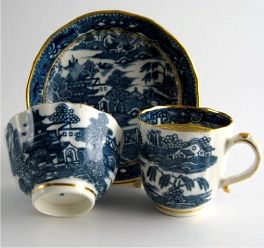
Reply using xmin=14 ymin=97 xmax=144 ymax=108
xmin=139 ymin=131 xmax=217 ymax=209
xmin=6 ymin=103 xmax=120 ymax=198
xmin=44 ymin=28 xmax=180 ymax=180
xmin=28 ymin=12 xmax=199 ymax=181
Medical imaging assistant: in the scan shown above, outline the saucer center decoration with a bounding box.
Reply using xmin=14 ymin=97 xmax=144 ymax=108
xmin=43 ymin=28 xmax=180 ymax=181
xmin=27 ymin=11 xmax=199 ymax=183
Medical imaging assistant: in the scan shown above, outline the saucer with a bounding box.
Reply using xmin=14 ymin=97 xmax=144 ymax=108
xmin=26 ymin=10 xmax=199 ymax=184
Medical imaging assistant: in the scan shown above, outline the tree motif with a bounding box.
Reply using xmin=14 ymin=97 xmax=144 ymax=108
xmin=195 ymin=177 xmax=210 ymax=191
xmin=158 ymin=174 xmax=171 ymax=188
xmin=104 ymin=69 xmax=135 ymax=113
xmin=75 ymin=113 xmax=110 ymax=161
xmin=105 ymin=69 xmax=134 ymax=88
xmin=77 ymin=113 xmax=108 ymax=143
xmin=144 ymin=164 xmax=211 ymax=207
xmin=146 ymin=166 xmax=157 ymax=182
xmin=63 ymin=56 xmax=99 ymax=82
xmin=47 ymin=103 xmax=80 ymax=127
xmin=48 ymin=63 xmax=68 ymax=102
xmin=140 ymin=62 xmax=173 ymax=83
xmin=80 ymin=59 xmax=99 ymax=81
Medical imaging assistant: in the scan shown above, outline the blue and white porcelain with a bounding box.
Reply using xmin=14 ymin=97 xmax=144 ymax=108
xmin=138 ymin=106 xmax=262 ymax=216
xmin=26 ymin=10 xmax=199 ymax=184
xmin=5 ymin=102 xmax=123 ymax=217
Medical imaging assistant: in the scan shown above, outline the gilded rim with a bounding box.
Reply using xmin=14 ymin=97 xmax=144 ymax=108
xmin=32 ymin=182 xmax=97 ymax=197
xmin=137 ymin=105 xmax=234 ymax=132
xmin=26 ymin=10 xmax=200 ymax=108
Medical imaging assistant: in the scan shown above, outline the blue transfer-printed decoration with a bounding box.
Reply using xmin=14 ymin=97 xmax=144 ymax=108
xmin=5 ymin=103 xmax=120 ymax=198
xmin=141 ymin=163 xmax=212 ymax=209
xmin=139 ymin=130 xmax=218 ymax=174
xmin=138 ymin=108 xmax=219 ymax=208
xmin=28 ymin=12 xmax=199 ymax=181
xmin=29 ymin=12 xmax=198 ymax=107
xmin=139 ymin=107 xmax=232 ymax=128
xmin=42 ymin=28 xmax=181 ymax=181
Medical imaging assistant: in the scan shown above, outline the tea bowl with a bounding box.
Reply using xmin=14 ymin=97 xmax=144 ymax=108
xmin=5 ymin=102 xmax=123 ymax=217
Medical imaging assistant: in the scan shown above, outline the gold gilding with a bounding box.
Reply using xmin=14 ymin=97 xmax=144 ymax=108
xmin=113 ymin=177 xmax=142 ymax=188
xmin=223 ymin=185 xmax=231 ymax=193
xmin=138 ymin=105 xmax=234 ymax=132
xmin=155 ymin=123 xmax=212 ymax=132
xmin=155 ymin=203 xmax=203 ymax=216
xmin=26 ymin=10 xmax=199 ymax=108
xmin=32 ymin=182 xmax=97 ymax=197
xmin=239 ymin=132 xmax=250 ymax=139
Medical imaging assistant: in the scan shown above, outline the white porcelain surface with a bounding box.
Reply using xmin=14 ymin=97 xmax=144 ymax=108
xmin=138 ymin=106 xmax=263 ymax=216
xmin=32 ymin=178 xmax=96 ymax=217
xmin=2 ymin=0 xmax=264 ymax=246
xmin=5 ymin=102 xmax=123 ymax=216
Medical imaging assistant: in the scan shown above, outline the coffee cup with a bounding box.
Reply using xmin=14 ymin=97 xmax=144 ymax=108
xmin=137 ymin=105 xmax=262 ymax=216
xmin=5 ymin=102 xmax=123 ymax=217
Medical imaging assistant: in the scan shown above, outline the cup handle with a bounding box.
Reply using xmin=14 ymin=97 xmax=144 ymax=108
xmin=220 ymin=132 xmax=263 ymax=193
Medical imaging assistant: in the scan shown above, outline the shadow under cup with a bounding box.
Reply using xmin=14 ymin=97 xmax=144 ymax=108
xmin=137 ymin=106 xmax=262 ymax=216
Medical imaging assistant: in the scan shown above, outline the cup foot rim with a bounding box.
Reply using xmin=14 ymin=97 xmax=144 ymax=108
xmin=31 ymin=179 xmax=97 ymax=217
xmin=113 ymin=177 xmax=142 ymax=188
xmin=154 ymin=203 xmax=204 ymax=217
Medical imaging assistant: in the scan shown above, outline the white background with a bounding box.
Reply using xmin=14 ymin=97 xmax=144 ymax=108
xmin=1 ymin=0 xmax=264 ymax=247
